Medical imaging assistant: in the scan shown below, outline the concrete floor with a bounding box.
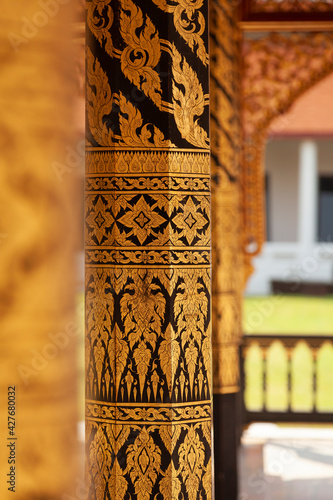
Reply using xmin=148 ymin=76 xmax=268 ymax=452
xmin=239 ymin=424 xmax=333 ymax=500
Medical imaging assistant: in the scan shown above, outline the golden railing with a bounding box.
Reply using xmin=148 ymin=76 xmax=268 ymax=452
xmin=241 ymin=334 xmax=333 ymax=423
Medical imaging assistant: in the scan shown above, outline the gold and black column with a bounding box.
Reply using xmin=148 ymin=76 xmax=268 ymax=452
xmin=85 ymin=1 xmax=213 ymax=498
xmin=210 ymin=1 xmax=243 ymax=498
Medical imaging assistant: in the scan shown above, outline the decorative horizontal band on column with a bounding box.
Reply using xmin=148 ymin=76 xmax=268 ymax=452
xmin=85 ymin=149 xmax=211 ymax=270
xmin=86 ymin=150 xmax=211 ymax=174
xmin=86 ymin=401 xmax=212 ymax=422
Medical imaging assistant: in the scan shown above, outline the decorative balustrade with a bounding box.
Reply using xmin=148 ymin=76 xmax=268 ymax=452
xmin=241 ymin=334 xmax=333 ymax=423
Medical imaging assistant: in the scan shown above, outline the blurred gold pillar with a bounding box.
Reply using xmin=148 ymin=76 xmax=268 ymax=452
xmin=0 ymin=2 xmax=79 ymax=498
xmin=210 ymin=0 xmax=243 ymax=497
xmin=210 ymin=0 xmax=243 ymax=401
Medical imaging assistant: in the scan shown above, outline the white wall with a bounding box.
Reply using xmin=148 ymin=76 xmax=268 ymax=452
xmin=265 ymin=139 xmax=333 ymax=243
xmin=246 ymin=138 xmax=333 ymax=295
xmin=265 ymin=139 xmax=299 ymax=242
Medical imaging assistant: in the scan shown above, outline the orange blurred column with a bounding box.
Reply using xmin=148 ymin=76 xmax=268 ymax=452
xmin=210 ymin=0 xmax=243 ymax=497
xmin=0 ymin=1 xmax=80 ymax=498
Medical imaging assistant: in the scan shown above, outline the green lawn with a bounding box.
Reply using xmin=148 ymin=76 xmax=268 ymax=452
xmin=243 ymin=295 xmax=333 ymax=412
xmin=243 ymin=295 xmax=333 ymax=334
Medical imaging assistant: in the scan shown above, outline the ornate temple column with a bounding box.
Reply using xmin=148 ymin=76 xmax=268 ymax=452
xmin=85 ymin=1 xmax=213 ymax=499
xmin=0 ymin=2 xmax=79 ymax=498
xmin=210 ymin=1 xmax=243 ymax=498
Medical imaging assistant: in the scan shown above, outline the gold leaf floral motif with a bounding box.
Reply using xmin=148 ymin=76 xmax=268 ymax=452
xmin=159 ymin=462 xmax=182 ymax=499
xmin=158 ymin=424 xmax=182 ymax=454
xmin=120 ymin=274 xmax=166 ymax=397
xmin=89 ymin=425 xmax=113 ymax=500
xmin=113 ymin=267 xmax=132 ymax=295
xmin=85 ymin=422 xmax=94 ymax=497
xmin=119 ymin=0 xmax=163 ymax=108
xmin=174 ymin=271 xmax=208 ymax=349
xmin=94 ymin=339 xmax=106 ymax=394
xmin=117 ymin=195 xmax=167 ymax=245
xmin=153 ymin=0 xmax=209 ymax=66
xmin=185 ymin=340 xmax=199 ymax=398
xmin=109 ymin=457 xmax=128 ymax=500
xmin=117 ymin=92 xmax=174 ymax=148
xmin=120 ymin=406 xmax=171 ymax=422
xmin=133 ymin=340 xmax=152 ymax=399
xmin=169 ymin=43 xmax=209 ymax=148
xmin=178 ymin=426 xmax=205 ymax=500
xmin=85 ymin=336 xmax=91 ymax=385
xmin=86 ymin=194 xmax=115 ymax=245
xmin=172 ymin=196 xmax=209 ymax=245
xmin=199 ymin=420 xmax=211 ymax=449
xmin=86 ymin=248 xmax=210 ymax=266
xmin=106 ymin=424 xmax=131 ymax=454
xmin=121 ymin=275 xmax=165 ymax=349
xmin=86 ymin=47 xmax=115 ymax=146
xmin=158 ymin=325 xmax=180 ymax=398
xmin=126 ymin=427 xmax=162 ymax=500
xmin=178 ymin=369 xmax=187 ymax=400
xmin=175 ymin=405 xmax=210 ymax=421
xmin=86 ymin=270 xmax=114 ymax=342
xmin=201 ymin=335 xmax=211 ymax=395
xmin=158 ymin=425 xmax=172 ymax=454
xmin=86 ymin=50 xmax=173 ymax=148
xmin=86 ymin=270 xmax=114 ymax=395
xmin=86 ymin=0 xmax=116 ymax=59
xmin=86 ymin=150 xmax=210 ymax=175
xmin=108 ymin=325 xmax=129 ymax=397
xmin=202 ymin=456 xmax=212 ymax=500
xmin=124 ymin=369 xmax=134 ymax=399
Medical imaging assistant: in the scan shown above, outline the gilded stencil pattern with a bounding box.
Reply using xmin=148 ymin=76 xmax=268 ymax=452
xmin=87 ymin=48 xmax=173 ymax=148
xmin=85 ymin=151 xmax=211 ymax=268
xmin=86 ymin=0 xmax=116 ymax=58
xmin=86 ymin=267 xmax=211 ymax=403
xmin=168 ymin=43 xmax=209 ymax=148
xmin=119 ymin=0 xmax=163 ymax=109
xmin=86 ymin=0 xmax=211 ymax=496
xmin=152 ymin=0 xmax=209 ymax=66
xmin=85 ymin=265 xmax=212 ymax=498
xmin=86 ymin=419 xmax=211 ymax=500
xmin=85 ymin=151 xmax=212 ymax=498
xmin=86 ymin=401 xmax=211 ymax=421
xmin=86 ymin=150 xmax=210 ymax=174
xmin=85 ymin=157 xmax=212 ymax=495
xmin=86 ymin=248 xmax=211 ymax=266
xmin=86 ymin=176 xmax=210 ymax=192
xmin=86 ymin=193 xmax=210 ymax=247
xmin=86 ymin=0 xmax=209 ymax=149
